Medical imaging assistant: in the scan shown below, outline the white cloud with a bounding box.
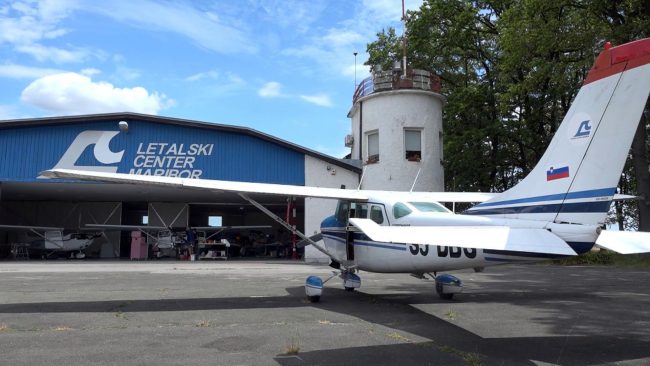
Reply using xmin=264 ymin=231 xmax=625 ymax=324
xmin=21 ymin=72 xmax=174 ymax=115
xmin=300 ymin=94 xmax=332 ymax=107
xmin=0 ymin=0 xmax=92 ymax=63
xmin=90 ymin=1 xmax=257 ymax=54
xmin=185 ymin=71 xmax=220 ymax=82
xmin=0 ymin=63 xmax=64 ymax=79
xmin=80 ymin=67 xmax=101 ymax=76
xmin=251 ymin=0 xmax=326 ymax=33
xmin=15 ymin=43 xmax=89 ymax=64
xmin=281 ymin=0 xmax=422 ymax=79
xmin=258 ymin=81 xmax=283 ymax=98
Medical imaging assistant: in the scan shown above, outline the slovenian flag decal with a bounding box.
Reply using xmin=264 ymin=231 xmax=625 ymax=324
xmin=547 ymin=166 xmax=570 ymax=181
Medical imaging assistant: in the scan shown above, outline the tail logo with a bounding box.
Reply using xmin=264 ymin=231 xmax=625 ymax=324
xmin=547 ymin=166 xmax=570 ymax=181
xmin=573 ymin=120 xmax=592 ymax=139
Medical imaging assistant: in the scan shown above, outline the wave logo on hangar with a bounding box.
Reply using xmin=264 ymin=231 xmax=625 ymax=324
xmin=39 ymin=130 xmax=214 ymax=179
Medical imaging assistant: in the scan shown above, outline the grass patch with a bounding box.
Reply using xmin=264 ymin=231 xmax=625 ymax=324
xmin=0 ymin=324 xmax=12 ymax=332
xmin=195 ymin=320 xmax=210 ymax=328
xmin=444 ymin=309 xmax=457 ymax=321
xmin=439 ymin=345 xmax=482 ymax=366
xmin=282 ymin=330 xmax=301 ymax=355
xmin=386 ymin=332 xmax=411 ymax=342
xmin=552 ymin=251 xmax=650 ymax=267
xmin=113 ymin=311 xmax=128 ymax=320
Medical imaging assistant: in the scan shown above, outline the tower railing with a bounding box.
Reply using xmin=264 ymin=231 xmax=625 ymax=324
xmin=353 ymin=69 xmax=441 ymax=104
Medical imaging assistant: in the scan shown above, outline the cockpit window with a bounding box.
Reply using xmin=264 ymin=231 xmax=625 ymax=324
xmin=335 ymin=200 xmax=350 ymax=224
xmin=393 ymin=202 xmax=412 ymax=219
xmin=370 ymin=206 xmax=384 ymax=224
xmin=409 ymin=201 xmax=449 ymax=213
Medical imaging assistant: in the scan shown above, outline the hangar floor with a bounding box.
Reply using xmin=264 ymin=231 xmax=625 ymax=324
xmin=0 ymin=262 xmax=649 ymax=365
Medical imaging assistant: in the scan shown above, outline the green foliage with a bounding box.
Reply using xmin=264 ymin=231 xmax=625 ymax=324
xmin=366 ymin=1 xmax=650 ymax=228
xmin=553 ymin=250 xmax=650 ymax=267
xmin=553 ymin=250 xmax=615 ymax=265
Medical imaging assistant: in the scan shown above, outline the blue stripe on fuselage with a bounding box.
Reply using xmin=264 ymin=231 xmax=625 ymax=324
xmin=465 ymin=201 xmax=611 ymax=215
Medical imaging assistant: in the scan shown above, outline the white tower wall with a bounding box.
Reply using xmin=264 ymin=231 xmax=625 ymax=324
xmin=349 ymin=89 xmax=445 ymax=192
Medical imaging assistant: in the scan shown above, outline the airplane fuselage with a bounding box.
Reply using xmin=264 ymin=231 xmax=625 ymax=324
xmin=320 ymin=194 xmax=600 ymax=274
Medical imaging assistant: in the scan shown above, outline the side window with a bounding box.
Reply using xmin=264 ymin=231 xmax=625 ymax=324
xmin=405 ymin=129 xmax=422 ymax=161
xmin=367 ymin=131 xmax=379 ymax=164
xmin=370 ymin=205 xmax=384 ymax=224
xmin=354 ymin=203 xmax=368 ymax=218
xmin=393 ymin=202 xmax=412 ymax=219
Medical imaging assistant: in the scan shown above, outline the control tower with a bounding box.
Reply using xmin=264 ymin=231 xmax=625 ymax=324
xmin=347 ymin=68 xmax=445 ymax=191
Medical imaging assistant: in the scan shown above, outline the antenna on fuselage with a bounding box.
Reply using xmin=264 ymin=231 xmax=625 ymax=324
xmin=357 ymin=166 xmax=366 ymax=190
xmin=409 ymin=168 xmax=422 ymax=192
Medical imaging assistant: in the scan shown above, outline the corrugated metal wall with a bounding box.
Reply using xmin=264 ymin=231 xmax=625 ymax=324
xmin=0 ymin=118 xmax=305 ymax=185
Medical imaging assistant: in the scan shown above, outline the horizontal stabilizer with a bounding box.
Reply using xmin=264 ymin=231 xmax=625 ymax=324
xmin=348 ymin=218 xmax=577 ymax=256
xmin=613 ymin=194 xmax=638 ymax=201
xmin=596 ymin=230 xmax=650 ymax=254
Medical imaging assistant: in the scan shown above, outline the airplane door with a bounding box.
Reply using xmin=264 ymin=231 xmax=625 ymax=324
xmin=345 ymin=203 xmax=368 ymax=261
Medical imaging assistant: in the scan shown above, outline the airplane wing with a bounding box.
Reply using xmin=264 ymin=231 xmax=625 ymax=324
xmin=85 ymin=224 xmax=169 ymax=231
xmin=348 ymin=218 xmax=577 ymax=256
xmin=596 ymin=230 xmax=650 ymax=254
xmin=42 ymin=169 xmax=370 ymax=201
xmin=41 ymin=169 xmax=499 ymax=203
xmin=191 ymin=225 xmax=272 ymax=231
xmin=0 ymin=224 xmax=64 ymax=231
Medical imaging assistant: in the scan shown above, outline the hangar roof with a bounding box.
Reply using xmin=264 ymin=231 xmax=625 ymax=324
xmin=0 ymin=112 xmax=361 ymax=173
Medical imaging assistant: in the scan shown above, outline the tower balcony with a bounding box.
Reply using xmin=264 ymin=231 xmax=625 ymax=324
xmin=352 ymin=68 xmax=441 ymax=104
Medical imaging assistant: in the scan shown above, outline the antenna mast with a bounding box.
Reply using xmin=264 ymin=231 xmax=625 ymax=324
xmin=401 ymin=0 xmax=407 ymax=78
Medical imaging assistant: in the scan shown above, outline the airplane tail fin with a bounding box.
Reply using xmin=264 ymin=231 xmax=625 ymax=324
xmin=467 ymin=38 xmax=650 ymax=225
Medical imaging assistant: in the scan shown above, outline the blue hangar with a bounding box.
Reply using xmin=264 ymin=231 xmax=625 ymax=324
xmin=0 ymin=112 xmax=361 ymax=261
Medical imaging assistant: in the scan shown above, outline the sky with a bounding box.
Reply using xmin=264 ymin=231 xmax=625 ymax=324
xmin=0 ymin=0 xmax=423 ymax=159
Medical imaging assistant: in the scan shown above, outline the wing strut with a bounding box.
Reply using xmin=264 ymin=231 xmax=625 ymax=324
xmin=237 ymin=193 xmax=335 ymax=260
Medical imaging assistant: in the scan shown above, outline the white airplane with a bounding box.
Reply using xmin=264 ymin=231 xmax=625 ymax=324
xmin=42 ymin=37 xmax=650 ymax=301
xmin=0 ymin=224 xmax=101 ymax=259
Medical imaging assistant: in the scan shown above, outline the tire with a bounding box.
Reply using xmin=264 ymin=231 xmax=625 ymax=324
xmin=308 ymin=296 xmax=320 ymax=303
xmin=436 ymin=282 xmax=454 ymax=300
xmin=345 ymin=287 xmax=355 ymax=292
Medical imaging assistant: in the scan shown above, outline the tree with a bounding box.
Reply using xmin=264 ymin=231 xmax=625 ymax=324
xmin=366 ymin=0 xmax=650 ymax=229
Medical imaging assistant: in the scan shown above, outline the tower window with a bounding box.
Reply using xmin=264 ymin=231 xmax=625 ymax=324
xmin=367 ymin=131 xmax=379 ymax=164
xmin=405 ymin=129 xmax=422 ymax=161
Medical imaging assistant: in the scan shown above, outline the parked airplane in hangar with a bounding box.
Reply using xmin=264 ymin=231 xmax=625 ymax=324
xmin=0 ymin=224 xmax=101 ymax=259
xmin=44 ymin=37 xmax=650 ymax=301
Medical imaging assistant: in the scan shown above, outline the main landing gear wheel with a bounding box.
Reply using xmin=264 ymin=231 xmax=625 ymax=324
xmin=435 ymin=274 xmax=463 ymax=300
xmin=305 ymin=276 xmax=323 ymax=303
xmin=436 ymin=282 xmax=454 ymax=300
xmin=308 ymin=295 xmax=320 ymax=303
xmin=344 ymin=286 xmax=355 ymax=292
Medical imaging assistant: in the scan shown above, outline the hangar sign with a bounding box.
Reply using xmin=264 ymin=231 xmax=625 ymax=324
xmin=131 ymin=142 xmax=214 ymax=178
xmin=45 ymin=130 xmax=214 ymax=179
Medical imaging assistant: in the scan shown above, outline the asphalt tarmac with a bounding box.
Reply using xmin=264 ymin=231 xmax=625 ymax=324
xmin=0 ymin=260 xmax=649 ymax=366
